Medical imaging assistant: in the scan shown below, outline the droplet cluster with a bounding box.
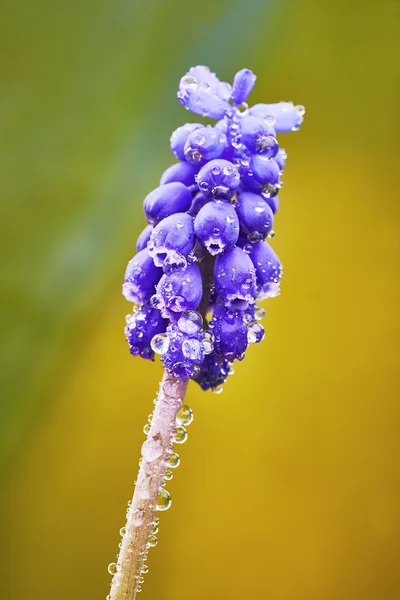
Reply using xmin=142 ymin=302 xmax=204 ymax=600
xmin=123 ymin=65 xmax=304 ymax=390
xmin=107 ymin=403 xmax=194 ymax=595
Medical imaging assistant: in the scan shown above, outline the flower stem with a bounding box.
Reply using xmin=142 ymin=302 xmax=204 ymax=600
xmin=109 ymin=372 xmax=188 ymax=600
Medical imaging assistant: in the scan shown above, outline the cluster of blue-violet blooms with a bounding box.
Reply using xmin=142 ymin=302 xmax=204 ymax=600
xmin=123 ymin=66 xmax=304 ymax=391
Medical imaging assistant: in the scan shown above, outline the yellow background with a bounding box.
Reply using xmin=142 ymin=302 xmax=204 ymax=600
xmin=1 ymin=1 xmax=399 ymax=598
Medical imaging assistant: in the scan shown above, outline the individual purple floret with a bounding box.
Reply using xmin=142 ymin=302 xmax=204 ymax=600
xmin=249 ymin=102 xmax=305 ymax=132
xmin=178 ymin=66 xmax=230 ymax=119
xmin=209 ymin=301 xmax=249 ymax=360
xmin=240 ymin=115 xmax=278 ymax=157
xmin=214 ymin=246 xmax=257 ymax=309
xmin=159 ymin=161 xmax=198 ymax=187
xmin=231 ymin=68 xmax=256 ymax=106
xmin=170 ymin=123 xmax=202 ymax=160
xmin=239 ymin=154 xmax=281 ymax=195
xmin=148 ymin=213 xmax=195 ymax=269
xmin=194 ymin=201 xmax=239 ymax=255
xmin=188 ymin=192 xmax=210 ymax=217
xmin=184 ymin=126 xmax=227 ymax=165
xmin=122 ymin=248 xmax=163 ymax=305
xmin=235 ymin=191 xmax=274 ymax=242
xmin=250 ymin=240 xmax=283 ymax=299
xmin=125 ymin=303 xmax=168 ymax=360
xmin=144 ymin=182 xmax=192 ymax=225
xmin=122 ymin=64 xmax=304 ymax=389
xmin=192 ymin=352 xmax=231 ymax=391
xmin=136 ymin=224 xmax=153 ymax=252
xmin=153 ymin=263 xmax=202 ymax=318
xmin=196 ymin=159 xmax=240 ymax=200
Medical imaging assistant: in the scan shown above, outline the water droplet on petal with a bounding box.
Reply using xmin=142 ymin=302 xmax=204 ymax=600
xmin=254 ymin=307 xmax=265 ymax=320
xmin=108 ymin=563 xmax=118 ymax=575
xmin=151 ymin=333 xmax=170 ymax=355
xmin=237 ymin=102 xmax=249 ymax=115
xmin=247 ymin=322 xmax=265 ymax=344
xmin=178 ymin=310 xmax=203 ymax=334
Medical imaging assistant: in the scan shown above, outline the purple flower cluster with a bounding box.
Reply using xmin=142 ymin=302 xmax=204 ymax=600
xmin=123 ymin=66 xmax=304 ymax=391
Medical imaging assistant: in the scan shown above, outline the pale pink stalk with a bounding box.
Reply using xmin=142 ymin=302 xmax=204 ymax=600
xmin=108 ymin=371 xmax=188 ymax=600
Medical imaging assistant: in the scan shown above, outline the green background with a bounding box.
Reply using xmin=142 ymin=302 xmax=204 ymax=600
xmin=1 ymin=1 xmax=399 ymax=598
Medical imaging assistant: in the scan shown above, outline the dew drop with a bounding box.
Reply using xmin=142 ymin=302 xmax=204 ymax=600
xmin=212 ymin=384 xmax=224 ymax=394
xmin=178 ymin=310 xmax=203 ymax=334
xmin=119 ymin=526 xmax=126 ymax=536
xmin=237 ymin=102 xmax=249 ymax=115
xmin=180 ymin=75 xmax=197 ymax=91
xmin=143 ymin=423 xmax=151 ymax=435
xmin=173 ymin=426 xmax=188 ymax=444
xmin=108 ymin=563 xmax=118 ymax=575
xmin=264 ymin=114 xmax=276 ymax=126
xmin=156 ymin=488 xmax=172 ymax=511
xmin=199 ymin=181 xmax=210 ymax=192
xmin=141 ymin=564 xmax=149 ymax=574
xmin=176 ymin=404 xmax=194 ymax=426
xmin=167 ymin=452 xmax=180 ymax=468
xmin=211 ymin=165 xmax=221 ymax=176
xmin=247 ymin=322 xmax=265 ymax=344
xmin=150 ymin=521 xmax=159 ymax=536
xmin=164 ymin=469 xmax=173 ymax=481
xmin=254 ymin=307 xmax=265 ymax=320
xmin=151 ymin=333 xmax=170 ymax=355
xmin=199 ymin=81 xmax=210 ymax=92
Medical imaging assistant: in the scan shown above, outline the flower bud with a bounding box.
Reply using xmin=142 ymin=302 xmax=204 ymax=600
xmin=154 ymin=263 xmax=202 ymax=318
xmin=125 ymin=304 xmax=168 ymax=359
xmin=231 ymin=68 xmax=256 ymax=105
xmin=250 ymin=241 xmax=282 ymax=299
xmin=249 ymin=102 xmax=305 ymax=132
xmin=196 ymin=159 xmax=240 ymax=200
xmin=160 ymin=161 xmax=198 ymax=187
xmin=184 ymin=126 xmax=227 ymax=165
xmin=122 ymin=248 xmax=163 ymax=305
xmin=214 ymin=246 xmax=256 ymax=309
xmin=235 ymin=192 xmax=274 ymax=241
xmin=148 ymin=213 xmax=195 ymax=268
xmin=170 ymin=123 xmax=202 ymax=160
xmin=136 ymin=224 xmax=152 ymax=252
xmin=194 ymin=201 xmax=239 ymax=255
xmin=143 ymin=182 xmax=192 ymax=225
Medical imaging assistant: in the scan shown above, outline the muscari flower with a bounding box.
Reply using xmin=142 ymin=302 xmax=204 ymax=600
xmin=122 ymin=65 xmax=304 ymax=389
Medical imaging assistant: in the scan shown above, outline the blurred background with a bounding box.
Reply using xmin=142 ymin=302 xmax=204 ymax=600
xmin=1 ymin=0 xmax=399 ymax=598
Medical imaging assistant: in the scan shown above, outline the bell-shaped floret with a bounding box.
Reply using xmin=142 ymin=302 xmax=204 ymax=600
xmin=122 ymin=248 xmax=162 ymax=305
xmin=148 ymin=213 xmax=195 ymax=269
xmin=194 ymin=201 xmax=239 ymax=256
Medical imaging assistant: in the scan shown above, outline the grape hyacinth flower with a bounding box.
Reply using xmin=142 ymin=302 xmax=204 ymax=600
xmin=108 ymin=65 xmax=304 ymax=600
